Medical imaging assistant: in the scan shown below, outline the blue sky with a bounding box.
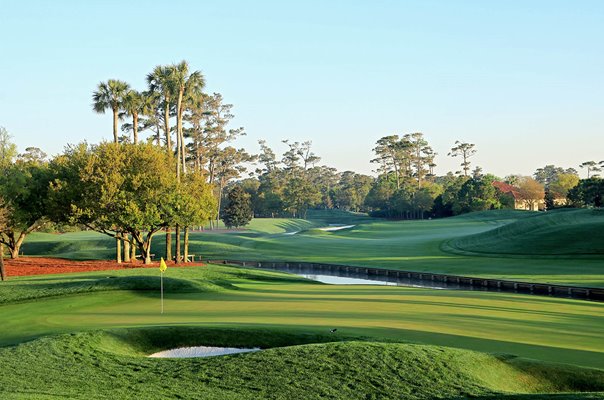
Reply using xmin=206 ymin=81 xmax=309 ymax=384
xmin=0 ymin=0 xmax=602 ymax=177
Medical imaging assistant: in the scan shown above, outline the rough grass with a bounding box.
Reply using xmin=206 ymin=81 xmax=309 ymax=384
xmin=0 ymin=327 xmax=602 ymax=400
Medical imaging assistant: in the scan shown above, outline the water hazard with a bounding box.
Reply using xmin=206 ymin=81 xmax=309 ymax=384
xmin=218 ymin=261 xmax=600 ymax=301
xmin=260 ymin=264 xmax=476 ymax=291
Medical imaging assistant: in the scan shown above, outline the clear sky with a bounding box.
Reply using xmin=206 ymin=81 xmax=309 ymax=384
xmin=0 ymin=0 xmax=602 ymax=178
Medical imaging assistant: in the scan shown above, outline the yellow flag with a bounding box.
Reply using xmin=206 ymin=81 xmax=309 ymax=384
xmin=159 ymin=257 xmax=167 ymax=273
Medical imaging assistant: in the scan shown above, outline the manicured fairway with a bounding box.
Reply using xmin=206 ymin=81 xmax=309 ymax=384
xmin=2 ymin=265 xmax=603 ymax=369
xmin=22 ymin=210 xmax=604 ymax=287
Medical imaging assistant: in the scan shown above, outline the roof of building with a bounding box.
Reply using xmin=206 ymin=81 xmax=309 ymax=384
xmin=492 ymin=181 xmax=521 ymax=200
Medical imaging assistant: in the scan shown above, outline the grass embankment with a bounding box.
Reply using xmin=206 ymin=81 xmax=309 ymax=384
xmin=21 ymin=209 xmax=604 ymax=286
xmin=2 ymin=328 xmax=603 ymax=400
xmin=446 ymin=209 xmax=604 ymax=256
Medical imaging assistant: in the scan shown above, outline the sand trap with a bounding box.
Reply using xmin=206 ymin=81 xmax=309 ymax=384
xmin=149 ymin=346 xmax=260 ymax=358
xmin=283 ymin=231 xmax=299 ymax=235
xmin=318 ymin=225 xmax=355 ymax=231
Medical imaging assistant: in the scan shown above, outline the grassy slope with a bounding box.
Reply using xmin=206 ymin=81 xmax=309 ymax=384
xmin=446 ymin=209 xmax=604 ymax=256
xmin=21 ymin=209 xmax=604 ymax=286
xmin=1 ymin=266 xmax=603 ymax=370
xmin=2 ymin=328 xmax=603 ymax=400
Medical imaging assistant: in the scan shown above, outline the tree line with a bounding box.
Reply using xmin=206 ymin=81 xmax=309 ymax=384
xmin=1 ymin=60 xmax=602 ymax=272
xmin=227 ymin=135 xmax=600 ymax=220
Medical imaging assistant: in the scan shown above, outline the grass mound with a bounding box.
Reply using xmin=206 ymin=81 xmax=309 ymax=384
xmin=1 ymin=327 xmax=602 ymax=400
xmin=447 ymin=209 xmax=604 ymax=257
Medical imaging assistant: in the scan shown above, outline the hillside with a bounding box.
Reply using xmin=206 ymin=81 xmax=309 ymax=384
xmin=447 ymin=209 xmax=604 ymax=257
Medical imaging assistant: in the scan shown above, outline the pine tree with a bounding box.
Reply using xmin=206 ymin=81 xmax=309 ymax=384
xmin=222 ymin=186 xmax=253 ymax=228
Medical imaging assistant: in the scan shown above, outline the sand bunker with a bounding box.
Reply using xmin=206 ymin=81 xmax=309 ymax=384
xmin=149 ymin=346 xmax=260 ymax=358
xmin=318 ymin=225 xmax=355 ymax=231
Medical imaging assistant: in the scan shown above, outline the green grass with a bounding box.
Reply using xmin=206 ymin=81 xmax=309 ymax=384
xmin=2 ymin=266 xmax=603 ymax=368
xmin=20 ymin=209 xmax=604 ymax=287
xmin=2 ymin=328 xmax=603 ymax=400
xmin=446 ymin=209 xmax=604 ymax=256
xmin=1 ymin=266 xmax=603 ymax=399
xmin=5 ymin=209 xmax=604 ymax=398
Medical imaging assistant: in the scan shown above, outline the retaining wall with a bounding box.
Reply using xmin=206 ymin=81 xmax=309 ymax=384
xmin=206 ymin=259 xmax=604 ymax=302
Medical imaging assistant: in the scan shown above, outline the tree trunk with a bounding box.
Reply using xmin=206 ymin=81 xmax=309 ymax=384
xmin=177 ymin=89 xmax=186 ymax=176
xmin=113 ymin=108 xmax=119 ymax=143
xmin=176 ymin=92 xmax=182 ymax=181
xmin=183 ymin=226 xmax=189 ymax=263
xmin=123 ymin=235 xmax=131 ymax=263
xmin=116 ymin=236 xmax=122 ymax=264
xmin=164 ymin=101 xmax=171 ymax=151
xmin=144 ymin=243 xmax=152 ymax=265
xmin=7 ymin=231 xmax=27 ymax=259
xmin=175 ymin=224 xmax=181 ymax=264
xmin=0 ymin=243 xmax=5 ymax=281
xmin=165 ymin=227 xmax=172 ymax=261
xmin=130 ymin=239 xmax=136 ymax=262
xmin=216 ymin=181 xmax=223 ymax=227
xmin=133 ymin=113 xmax=139 ymax=144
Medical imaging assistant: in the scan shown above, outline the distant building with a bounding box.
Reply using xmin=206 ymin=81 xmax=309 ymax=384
xmin=492 ymin=181 xmax=545 ymax=211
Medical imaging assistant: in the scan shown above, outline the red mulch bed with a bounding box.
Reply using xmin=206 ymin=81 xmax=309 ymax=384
xmin=3 ymin=257 xmax=206 ymax=277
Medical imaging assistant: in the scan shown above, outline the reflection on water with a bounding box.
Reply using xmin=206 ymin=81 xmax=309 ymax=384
xmin=261 ymin=265 xmax=466 ymax=290
xmin=299 ymin=273 xmax=447 ymax=289
xmin=237 ymin=262 xmax=599 ymax=300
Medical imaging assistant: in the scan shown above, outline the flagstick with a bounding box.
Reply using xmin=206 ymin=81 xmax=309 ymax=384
xmin=160 ymin=271 xmax=164 ymax=314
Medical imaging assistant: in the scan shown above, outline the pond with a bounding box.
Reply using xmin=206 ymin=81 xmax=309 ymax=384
xmin=262 ymin=264 xmax=479 ymax=291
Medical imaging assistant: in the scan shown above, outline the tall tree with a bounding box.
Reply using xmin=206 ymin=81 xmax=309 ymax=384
xmin=256 ymin=139 xmax=278 ymax=174
xmin=92 ymin=79 xmax=131 ymax=143
xmin=580 ymin=161 xmax=601 ymax=178
xmin=169 ymin=61 xmax=205 ymax=179
xmin=405 ymin=132 xmax=433 ymax=189
xmin=300 ymin=141 xmax=321 ymax=170
xmin=147 ymin=65 xmax=175 ymax=151
xmin=370 ymin=135 xmax=411 ymax=190
xmin=213 ymin=147 xmax=255 ymax=226
xmin=448 ymin=141 xmax=476 ymax=176
xmin=147 ymin=66 xmax=176 ymax=260
xmin=120 ymin=90 xmax=144 ymax=144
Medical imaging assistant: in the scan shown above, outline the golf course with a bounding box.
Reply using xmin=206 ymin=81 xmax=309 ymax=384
xmin=3 ymin=2 xmax=603 ymax=397
xmin=2 ymin=209 xmax=604 ymax=399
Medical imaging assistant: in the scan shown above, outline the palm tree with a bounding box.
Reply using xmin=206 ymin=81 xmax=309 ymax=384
xmin=147 ymin=66 xmax=174 ymax=151
xmin=168 ymin=61 xmax=205 ymax=180
xmin=140 ymin=91 xmax=163 ymax=146
xmin=120 ymin=90 xmax=144 ymax=144
xmin=92 ymin=79 xmax=130 ymax=143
